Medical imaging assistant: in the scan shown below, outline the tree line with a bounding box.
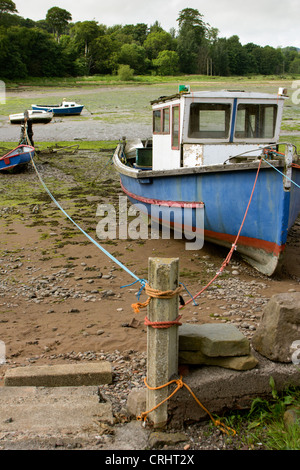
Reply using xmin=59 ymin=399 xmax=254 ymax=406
xmin=0 ymin=1 xmax=299 ymax=80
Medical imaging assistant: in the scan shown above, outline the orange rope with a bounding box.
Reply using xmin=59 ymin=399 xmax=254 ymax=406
xmin=292 ymin=163 xmax=300 ymax=169
xmin=181 ymin=158 xmax=262 ymax=308
xmin=131 ymin=283 xmax=183 ymax=314
xmin=138 ymin=376 xmax=236 ymax=436
xmin=144 ymin=315 xmax=182 ymax=328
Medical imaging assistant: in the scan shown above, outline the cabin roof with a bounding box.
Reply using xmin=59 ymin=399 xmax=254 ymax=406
xmin=150 ymin=89 xmax=286 ymax=106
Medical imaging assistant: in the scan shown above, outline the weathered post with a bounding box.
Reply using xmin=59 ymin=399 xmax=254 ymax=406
xmin=284 ymin=143 xmax=293 ymax=190
xmin=146 ymin=257 xmax=180 ymax=428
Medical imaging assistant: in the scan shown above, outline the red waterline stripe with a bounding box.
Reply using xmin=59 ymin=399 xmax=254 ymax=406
xmin=120 ymin=182 xmax=284 ymax=255
xmin=120 ymin=181 xmax=204 ymax=209
xmin=205 ymin=229 xmax=284 ymax=256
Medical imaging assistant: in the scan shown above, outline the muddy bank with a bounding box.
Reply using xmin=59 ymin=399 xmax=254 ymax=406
xmin=0 ymin=112 xmax=151 ymax=142
xmin=0 ymin=148 xmax=299 ymax=450
xmin=0 ymin=149 xmax=299 ymax=375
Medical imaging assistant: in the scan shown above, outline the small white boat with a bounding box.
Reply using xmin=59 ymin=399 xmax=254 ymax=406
xmin=0 ymin=145 xmax=35 ymax=171
xmin=31 ymin=101 xmax=84 ymax=115
xmin=9 ymin=109 xmax=53 ymax=124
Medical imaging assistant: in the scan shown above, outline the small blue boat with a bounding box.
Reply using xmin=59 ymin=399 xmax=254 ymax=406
xmin=113 ymin=87 xmax=300 ymax=276
xmin=31 ymin=101 xmax=84 ymax=116
xmin=0 ymin=145 xmax=35 ymax=171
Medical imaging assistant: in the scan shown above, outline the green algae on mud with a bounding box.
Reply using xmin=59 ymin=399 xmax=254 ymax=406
xmin=0 ymin=141 xmax=118 ymax=152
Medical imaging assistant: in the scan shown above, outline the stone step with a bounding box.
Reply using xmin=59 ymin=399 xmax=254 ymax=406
xmin=0 ymin=386 xmax=114 ymax=436
xmin=179 ymin=323 xmax=250 ymax=357
xmin=4 ymin=362 xmax=112 ymax=387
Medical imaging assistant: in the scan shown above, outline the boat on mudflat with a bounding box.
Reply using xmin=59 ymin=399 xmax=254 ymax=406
xmin=31 ymin=101 xmax=84 ymax=116
xmin=113 ymin=86 xmax=300 ymax=276
xmin=0 ymin=145 xmax=35 ymax=171
xmin=9 ymin=109 xmax=53 ymax=124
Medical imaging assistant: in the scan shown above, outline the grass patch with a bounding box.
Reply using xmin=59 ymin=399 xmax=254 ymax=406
xmin=0 ymin=141 xmax=118 ymax=152
xmin=219 ymin=379 xmax=300 ymax=450
xmin=5 ymin=73 xmax=300 ymax=89
xmin=279 ymin=135 xmax=300 ymax=150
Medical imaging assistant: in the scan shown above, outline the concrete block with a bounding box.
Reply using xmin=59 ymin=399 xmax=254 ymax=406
xmin=4 ymin=362 xmax=112 ymax=387
xmin=179 ymin=351 xmax=258 ymax=370
xmin=179 ymin=323 xmax=250 ymax=357
xmin=0 ymin=386 xmax=114 ymax=435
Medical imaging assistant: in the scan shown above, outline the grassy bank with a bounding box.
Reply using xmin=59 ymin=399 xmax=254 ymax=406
xmin=1 ymin=136 xmax=299 ymax=154
xmin=0 ymin=140 xmax=118 ymax=153
xmin=221 ymin=381 xmax=300 ymax=450
xmin=4 ymin=73 xmax=300 ymax=89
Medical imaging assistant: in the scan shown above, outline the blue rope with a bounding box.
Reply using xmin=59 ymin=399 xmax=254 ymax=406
xmin=180 ymin=282 xmax=199 ymax=306
xmin=262 ymin=158 xmax=300 ymax=189
xmin=30 ymin=156 xmax=144 ymax=285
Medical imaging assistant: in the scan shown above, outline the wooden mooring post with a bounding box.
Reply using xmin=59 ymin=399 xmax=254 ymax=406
xmin=146 ymin=257 xmax=180 ymax=428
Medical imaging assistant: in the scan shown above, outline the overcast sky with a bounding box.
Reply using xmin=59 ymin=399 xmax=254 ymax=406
xmin=15 ymin=0 xmax=299 ymax=49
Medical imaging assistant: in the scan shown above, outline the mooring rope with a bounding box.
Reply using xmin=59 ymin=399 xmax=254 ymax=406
xmin=25 ymin=128 xmax=299 ymax=311
xmin=27 ymin=150 xmax=144 ymax=286
xmin=138 ymin=376 xmax=236 ymax=436
xmin=181 ymin=158 xmax=263 ymax=307
xmin=131 ymin=283 xmax=184 ymax=314
xmin=261 ymin=157 xmax=300 ymax=189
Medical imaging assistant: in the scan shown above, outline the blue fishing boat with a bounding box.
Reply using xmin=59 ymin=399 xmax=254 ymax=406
xmin=0 ymin=145 xmax=35 ymax=171
xmin=31 ymin=101 xmax=84 ymax=116
xmin=113 ymin=87 xmax=300 ymax=276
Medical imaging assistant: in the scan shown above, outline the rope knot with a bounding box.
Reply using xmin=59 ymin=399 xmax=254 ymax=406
xmin=131 ymin=282 xmax=183 ymax=314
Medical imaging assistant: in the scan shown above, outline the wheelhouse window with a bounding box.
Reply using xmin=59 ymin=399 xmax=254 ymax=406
xmin=162 ymin=107 xmax=170 ymax=133
xmin=188 ymin=103 xmax=231 ymax=139
xmin=172 ymin=105 xmax=180 ymax=149
xmin=153 ymin=107 xmax=170 ymax=134
xmin=234 ymin=104 xmax=277 ymax=139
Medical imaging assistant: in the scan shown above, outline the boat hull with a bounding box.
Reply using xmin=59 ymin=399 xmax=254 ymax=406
xmin=9 ymin=110 xmax=53 ymax=124
xmin=114 ymin=151 xmax=300 ymax=276
xmin=0 ymin=145 xmax=35 ymax=171
xmin=31 ymin=105 xmax=83 ymax=116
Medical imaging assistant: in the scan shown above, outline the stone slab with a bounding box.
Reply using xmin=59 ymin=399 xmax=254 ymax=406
xmin=127 ymin=352 xmax=300 ymax=427
xmin=169 ymin=351 xmax=300 ymax=426
xmin=178 ymin=350 xmax=258 ymax=370
xmin=4 ymin=362 xmax=112 ymax=387
xmin=0 ymin=386 xmax=114 ymax=435
xmin=179 ymin=323 xmax=250 ymax=357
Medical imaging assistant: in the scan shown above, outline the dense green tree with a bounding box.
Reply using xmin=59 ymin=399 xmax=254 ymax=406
xmin=153 ymin=50 xmax=179 ymax=75
xmin=0 ymin=0 xmax=17 ymax=16
xmin=91 ymin=35 xmax=119 ymax=74
xmin=46 ymin=6 xmax=72 ymax=42
xmin=149 ymin=21 xmax=164 ymax=34
xmin=289 ymin=57 xmax=300 ymax=73
xmin=0 ymin=5 xmax=298 ymax=79
xmin=0 ymin=26 xmax=26 ymax=77
xmin=226 ymin=36 xmax=247 ymax=75
xmin=210 ymin=37 xmax=229 ymax=76
xmin=259 ymin=46 xmax=284 ymax=75
xmin=0 ymin=25 xmax=66 ymax=78
xmin=144 ymin=30 xmax=174 ymax=59
xmin=71 ymin=21 xmax=99 ymax=56
xmin=176 ymin=8 xmax=208 ymax=73
xmin=281 ymin=46 xmax=299 ymax=73
xmin=132 ymin=23 xmax=148 ymax=45
xmin=117 ymin=42 xmax=148 ymax=74
xmin=0 ymin=0 xmax=18 ymax=27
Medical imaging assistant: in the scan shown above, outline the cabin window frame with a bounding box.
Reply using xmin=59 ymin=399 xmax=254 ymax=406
xmin=187 ymin=102 xmax=231 ymax=140
xmin=182 ymin=99 xmax=233 ymax=143
xmin=233 ymin=102 xmax=278 ymax=141
xmin=171 ymin=104 xmax=180 ymax=150
xmin=152 ymin=106 xmax=170 ymax=135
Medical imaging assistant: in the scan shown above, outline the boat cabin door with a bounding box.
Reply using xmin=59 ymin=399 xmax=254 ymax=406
xmin=152 ymin=100 xmax=181 ymax=171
